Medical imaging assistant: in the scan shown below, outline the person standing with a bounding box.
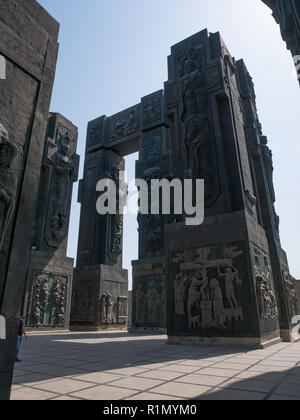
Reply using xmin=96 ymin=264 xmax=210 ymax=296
xmin=15 ymin=314 xmax=27 ymax=362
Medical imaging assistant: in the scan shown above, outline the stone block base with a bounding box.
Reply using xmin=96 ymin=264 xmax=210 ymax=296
xmin=280 ymin=329 xmax=300 ymax=343
xmin=70 ymin=324 xmax=128 ymax=332
xmin=167 ymin=334 xmax=282 ymax=349
xmin=70 ymin=264 xmax=128 ymax=331
xmin=165 ymin=212 xmax=282 ymax=348
xmin=25 ymin=252 xmax=74 ymax=330
xmin=131 ymin=257 xmax=167 ymax=330
xmin=128 ymin=327 xmax=167 ymax=334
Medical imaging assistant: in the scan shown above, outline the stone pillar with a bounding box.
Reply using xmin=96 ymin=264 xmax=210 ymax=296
xmin=164 ymin=30 xmax=287 ymax=348
xmin=72 ymin=27 xmax=297 ymax=347
xmin=132 ymin=258 xmax=167 ymax=331
xmin=0 ymin=0 xmax=59 ymax=400
xmin=236 ymin=60 xmax=298 ymax=342
xmin=71 ymin=143 xmax=128 ymax=330
xmin=24 ymin=113 xmax=79 ymax=330
xmin=262 ymin=0 xmax=300 ymax=84
xmin=131 ymin=91 xmax=171 ymax=331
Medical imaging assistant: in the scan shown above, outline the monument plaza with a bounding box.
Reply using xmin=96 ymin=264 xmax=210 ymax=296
xmin=0 ymin=0 xmax=299 ymax=401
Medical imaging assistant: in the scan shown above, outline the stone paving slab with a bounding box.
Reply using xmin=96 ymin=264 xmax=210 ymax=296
xmin=10 ymin=331 xmax=300 ymax=401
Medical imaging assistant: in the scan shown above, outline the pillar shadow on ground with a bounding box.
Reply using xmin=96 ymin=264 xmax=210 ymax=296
xmin=11 ymin=332 xmax=300 ymax=400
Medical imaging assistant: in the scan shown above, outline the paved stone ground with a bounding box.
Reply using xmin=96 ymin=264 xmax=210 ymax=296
xmin=10 ymin=331 xmax=300 ymax=400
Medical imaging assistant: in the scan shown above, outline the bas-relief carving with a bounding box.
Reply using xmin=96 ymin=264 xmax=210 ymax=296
xmin=27 ymin=272 xmax=69 ymax=327
xmin=174 ymin=272 xmax=188 ymax=316
xmin=71 ymin=286 xmax=96 ymax=323
xmin=87 ymin=118 xmax=103 ymax=148
xmin=142 ymin=94 xmax=162 ymax=126
xmin=99 ymin=293 xmax=128 ymax=324
xmin=146 ymin=282 xmax=159 ymax=322
xmin=143 ymin=213 xmax=164 ymax=254
xmin=177 ymin=46 xmax=219 ymax=207
xmin=111 ymin=109 xmax=138 ymax=140
xmin=283 ymin=270 xmax=297 ymax=320
xmin=100 ymin=293 xmax=114 ymax=324
xmin=172 ymin=245 xmax=244 ymax=331
xmin=117 ymin=296 xmax=128 ymax=321
xmin=138 ymin=137 xmax=164 ymax=255
xmin=0 ymin=123 xmax=18 ymax=250
xmin=178 ymin=48 xmax=208 ymax=120
xmin=261 ymin=136 xmax=276 ymax=204
xmin=45 ymin=131 xmax=78 ymax=248
xmin=134 ymin=279 xmax=165 ymax=324
xmin=108 ymin=163 xmax=124 ymax=263
xmin=260 ymin=136 xmax=280 ymax=238
xmin=252 ymin=246 xmax=278 ymax=321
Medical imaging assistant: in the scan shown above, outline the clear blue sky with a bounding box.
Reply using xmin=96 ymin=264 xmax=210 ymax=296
xmin=38 ymin=0 xmax=300 ymax=286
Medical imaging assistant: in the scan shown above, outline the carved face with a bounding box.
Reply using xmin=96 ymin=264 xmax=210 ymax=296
xmin=210 ymin=279 xmax=219 ymax=289
xmin=0 ymin=144 xmax=12 ymax=168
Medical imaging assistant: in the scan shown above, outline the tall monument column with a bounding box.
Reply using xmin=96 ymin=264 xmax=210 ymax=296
xmin=73 ymin=28 xmax=297 ymax=347
xmin=131 ymin=91 xmax=171 ymax=332
xmin=0 ymin=0 xmax=60 ymax=400
xmin=164 ymin=30 xmax=297 ymax=348
xmin=263 ymin=0 xmax=300 ymax=84
xmin=236 ymin=60 xmax=298 ymax=341
xmin=71 ymin=129 xmax=129 ymax=330
xmin=25 ymin=113 xmax=79 ymax=330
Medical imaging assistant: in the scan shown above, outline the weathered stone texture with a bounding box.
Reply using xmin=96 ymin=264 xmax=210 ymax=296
xmin=73 ymin=29 xmax=296 ymax=345
xmin=0 ymin=0 xmax=59 ymax=400
xmin=263 ymin=0 xmax=300 ymax=83
xmin=25 ymin=113 xmax=79 ymax=330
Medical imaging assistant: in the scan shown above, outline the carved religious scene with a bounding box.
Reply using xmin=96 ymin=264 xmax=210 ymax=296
xmin=45 ymin=129 xmax=79 ymax=248
xmin=260 ymin=135 xmax=280 ymax=237
xmin=26 ymin=272 xmax=70 ymax=328
xmin=142 ymin=92 xmax=163 ymax=126
xmin=137 ymin=136 xmax=167 ymax=256
xmin=0 ymin=123 xmax=18 ymax=251
xmin=171 ymin=245 xmax=245 ymax=332
xmin=117 ymin=296 xmax=128 ymax=323
xmin=252 ymin=245 xmax=279 ymax=321
xmin=70 ymin=286 xmax=96 ymax=323
xmin=100 ymin=293 xmax=114 ymax=324
xmin=176 ymin=45 xmax=220 ymax=207
xmin=283 ymin=270 xmax=297 ymax=320
xmin=134 ymin=278 xmax=165 ymax=325
xmin=111 ymin=108 xmax=138 ymax=139
xmin=108 ymin=163 xmax=125 ymax=263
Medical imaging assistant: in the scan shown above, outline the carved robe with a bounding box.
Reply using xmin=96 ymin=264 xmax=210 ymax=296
xmin=147 ymin=285 xmax=159 ymax=322
xmin=46 ymin=151 xmax=75 ymax=247
xmin=0 ymin=168 xmax=17 ymax=249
